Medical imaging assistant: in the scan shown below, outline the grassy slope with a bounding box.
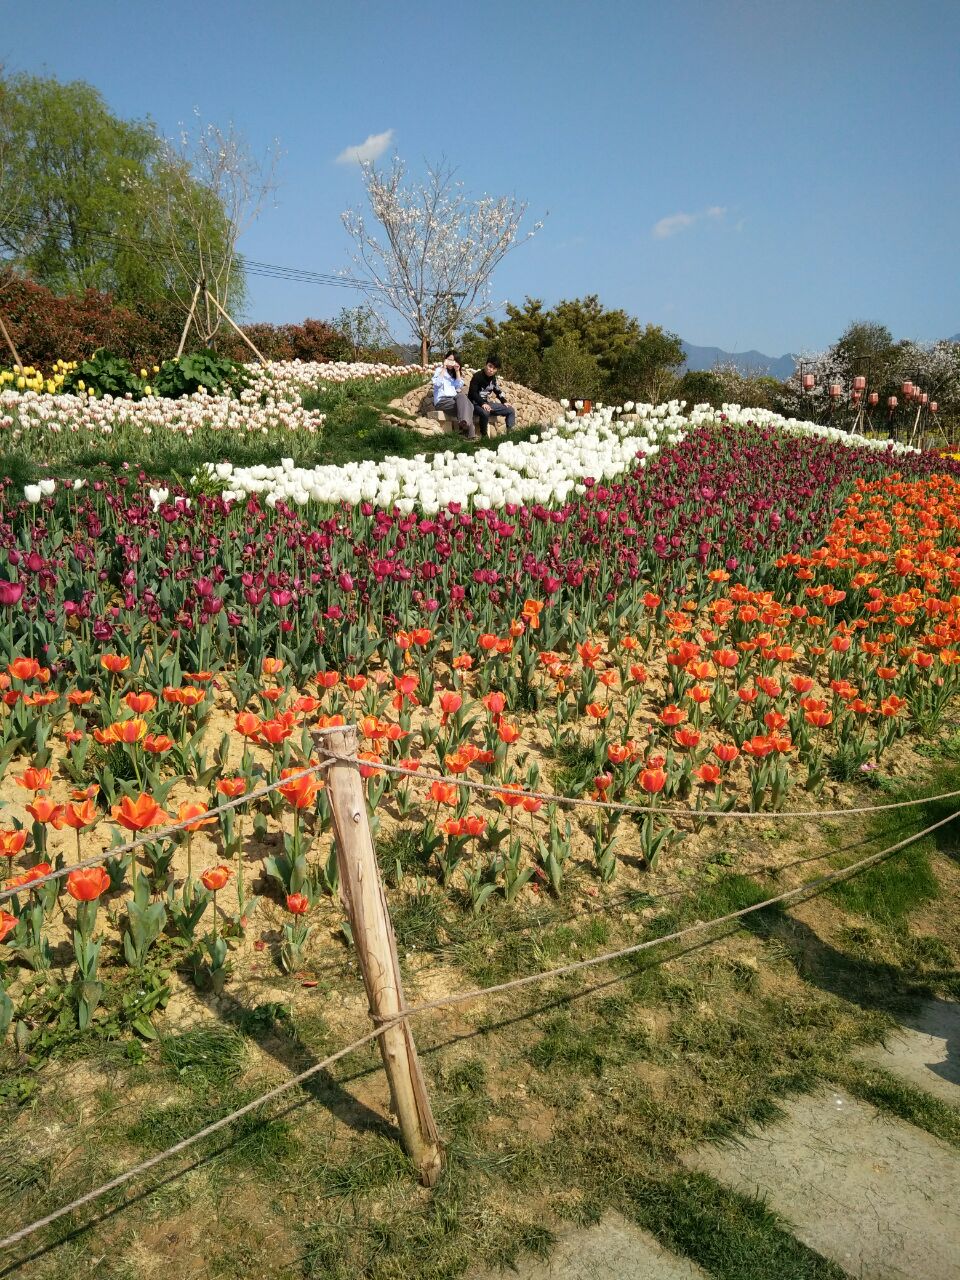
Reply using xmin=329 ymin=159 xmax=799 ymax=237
xmin=3 ymin=746 xmax=960 ymax=1280
xmin=0 ymin=375 xmax=541 ymax=487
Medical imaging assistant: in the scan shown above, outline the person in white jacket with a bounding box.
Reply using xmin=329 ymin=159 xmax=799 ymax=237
xmin=431 ymin=350 xmax=477 ymax=437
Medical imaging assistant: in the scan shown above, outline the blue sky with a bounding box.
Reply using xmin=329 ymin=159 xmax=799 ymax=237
xmin=7 ymin=0 xmax=960 ymax=354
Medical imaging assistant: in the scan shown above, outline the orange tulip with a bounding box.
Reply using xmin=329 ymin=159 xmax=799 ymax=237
xmin=100 ymin=654 xmax=130 ymax=674
xmin=234 ymin=712 xmax=263 ymax=739
xmin=286 ymin=893 xmax=310 ymax=915
xmin=111 ymin=793 xmax=169 ymax=831
xmin=0 ymin=909 xmax=16 ymax=943
xmin=200 ymin=864 xmax=231 ymax=892
xmin=438 ymin=691 xmax=462 ymax=723
xmin=428 ymin=780 xmax=458 ymax=806
xmin=639 ymin=767 xmax=667 ymax=794
xmin=216 ymin=777 xmax=248 ymax=799
xmin=8 ymin=657 xmax=40 ymax=681
xmin=585 ymin=703 xmax=609 ymax=720
xmin=15 ymin=766 xmax=53 ymax=792
xmin=5 ymin=862 xmax=52 ymax=890
xmin=66 ymin=865 xmax=110 ymax=901
xmin=26 ymin=798 xmax=65 ymax=828
xmin=694 ymin=764 xmax=722 ymax=785
xmin=177 ymin=802 xmax=217 ymax=832
xmin=345 ymin=674 xmax=367 ymax=692
xmin=496 ymin=783 xmax=526 ymax=808
xmin=357 ymin=750 xmax=384 ymax=778
xmin=67 ymin=689 xmax=95 ymax=706
xmin=144 ymin=734 xmax=175 ymax=753
xmin=260 ymin=718 xmax=293 ymax=745
xmin=0 ymin=829 xmax=28 ymax=856
xmin=497 ymin=720 xmax=520 ymax=744
xmin=124 ymin=692 xmax=157 ymax=714
xmin=63 ymin=800 xmax=97 ymax=831
xmin=277 ymin=769 xmax=323 ymax=809
xmin=262 ymin=657 xmax=285 ymax=676
xmin=114 ymin=718 xmax=148 ymax=744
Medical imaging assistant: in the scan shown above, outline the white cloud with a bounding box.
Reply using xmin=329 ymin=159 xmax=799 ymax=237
xmin=652 ymin=211 xmax=697 ymax=239
xmin=335 ymin=129 xmax=394 ymax=165
xmin=652 ymin=205 xmax=727 ymax=239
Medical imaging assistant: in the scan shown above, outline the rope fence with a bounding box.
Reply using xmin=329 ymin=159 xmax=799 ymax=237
xmin=2 ymin=800 xmax=957 ymax=1255
xmin=4 ymin=729 xmax=959 ymax=908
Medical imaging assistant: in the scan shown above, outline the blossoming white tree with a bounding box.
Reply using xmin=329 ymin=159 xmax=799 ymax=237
xmin=342 ymin=158 xmax=541 ymax=367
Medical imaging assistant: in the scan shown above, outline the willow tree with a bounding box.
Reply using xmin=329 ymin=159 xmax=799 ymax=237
xmin=342 ymin=158 xmax=540 ymax=367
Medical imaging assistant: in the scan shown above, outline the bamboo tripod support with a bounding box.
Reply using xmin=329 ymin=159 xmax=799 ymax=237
xmin=324 ymin=727 xmax=443 ymax=1186
xmin=0 ymin=314 xmax=22 ymax=369
xmin=174 ymin=281 xmax=268 ymax=365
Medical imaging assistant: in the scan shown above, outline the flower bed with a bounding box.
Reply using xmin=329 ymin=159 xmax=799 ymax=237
xmin=1 ymin=416 xmax=960 ymax=1048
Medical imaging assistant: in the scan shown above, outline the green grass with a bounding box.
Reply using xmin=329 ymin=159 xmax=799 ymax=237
xmin=622 ymin=1170 xmax=847 ymax=1280
xmin=835 ymin=1060 xmax=960 ymax=1148
xmin=827 ymin=763 xmax=959 ymax=922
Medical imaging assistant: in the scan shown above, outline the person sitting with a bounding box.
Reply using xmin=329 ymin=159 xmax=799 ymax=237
xmin=468 ymin=356 xmax=516 ymax=435
xmin=431 ymin=350 xmax=477 ymax=437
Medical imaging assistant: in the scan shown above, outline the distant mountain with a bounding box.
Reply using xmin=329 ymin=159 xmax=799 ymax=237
xmin=682 ymin=341 xmax=797 ymax=381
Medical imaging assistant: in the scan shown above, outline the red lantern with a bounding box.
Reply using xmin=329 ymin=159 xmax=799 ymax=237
xmin=902 ymin=380 xmax=914 ymax=397
xmin=829 ymin=383 xmax=842 ymax=398
xmin=852 ymin=390 xmax=861 ymax=404
xmin=930 ymin=401 xmax=938 ymax=414
xmin=802 ymin=373 xmax=815 ymax=390
xmin=920 ymin=392 xmax=929 ymax=405
xmin=853 ymin=375 xmax=866 ymax=391
xmin=887 ymin=395 xmax=898 ymax=409
xmin=868 ymin=391 xmax=879 ymax=406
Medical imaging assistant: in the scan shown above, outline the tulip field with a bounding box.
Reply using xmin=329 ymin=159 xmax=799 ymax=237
xmin=3 ymin=363 xmax=960 ymax=1276
xmin=1 ymin=367 xmax=960 ymax=1028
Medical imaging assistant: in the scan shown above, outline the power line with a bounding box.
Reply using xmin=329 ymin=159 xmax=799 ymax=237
xmin=2 ymin=209 xmax=376 ymax=294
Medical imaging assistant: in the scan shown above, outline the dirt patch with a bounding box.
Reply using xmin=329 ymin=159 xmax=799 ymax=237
xmin=389 ymin=374 xmax=564 ymax=429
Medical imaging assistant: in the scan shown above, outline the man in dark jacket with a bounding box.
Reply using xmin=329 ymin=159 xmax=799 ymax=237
xmin=467 ymin=356 xmax=516 ymax=436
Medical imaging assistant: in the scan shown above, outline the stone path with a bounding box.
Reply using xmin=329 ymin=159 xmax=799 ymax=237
xmin=857 ymin=997 xmax=960 ymax=1106
xmin=685 ymin=1086 xmax=960 ymax=1279
xmin=474 ymin=1002 xmax=960 ymax=1278
xmin=469 ymin=1213 xmax=708 ymax=1280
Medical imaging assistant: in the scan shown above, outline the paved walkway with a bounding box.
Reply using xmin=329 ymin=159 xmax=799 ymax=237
xmin=470 ymin=1213 xmax=708 ymax=1280
xmin=474 ymin=1002 xmax=960 ymax=1279
xmin=857 ymin=997 xmax=960 ymax=1106
xmin=685 ymin=1086 xmax=960 ymax=1280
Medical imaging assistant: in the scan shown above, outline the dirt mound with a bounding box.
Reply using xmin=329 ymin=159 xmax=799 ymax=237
xmin=390 ymin=372 xmax=564 ymax=429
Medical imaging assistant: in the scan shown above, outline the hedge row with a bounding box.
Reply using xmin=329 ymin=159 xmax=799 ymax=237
xmin=0 ymin=271 xmax=364 ymax=368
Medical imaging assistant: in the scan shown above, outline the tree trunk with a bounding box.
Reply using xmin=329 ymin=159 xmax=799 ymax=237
xmin=420 ymin=333 xmax=429 ymax=368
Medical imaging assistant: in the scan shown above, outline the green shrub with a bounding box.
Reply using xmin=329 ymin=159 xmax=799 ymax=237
xmin=59 ymin=349 xmax=144 ymax=400
xmin=153 ymin=351 xmax=249 ymax=399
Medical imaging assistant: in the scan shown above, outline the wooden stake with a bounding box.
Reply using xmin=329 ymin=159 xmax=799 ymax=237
xmin=0 ymin=314 xmax=22 ymax=369
xmin=176 ymin=280 xmax=202 ymax=359
xmin=324 ymin=726 xmax=443 ymax=1186
xmin=205 ymin=290 xmax=268 ymax=364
